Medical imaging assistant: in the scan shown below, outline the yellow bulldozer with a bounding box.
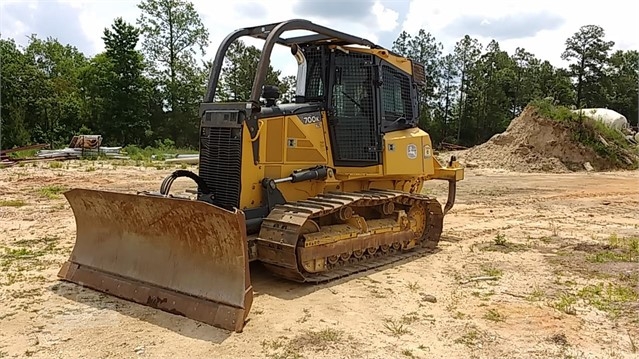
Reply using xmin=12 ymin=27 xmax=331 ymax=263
xmin=57 ymin=19 xmax=464 ymax=333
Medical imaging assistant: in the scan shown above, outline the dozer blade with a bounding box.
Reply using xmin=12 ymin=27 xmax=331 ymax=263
xmin=57 ymin=188 xmax=253 ymax=333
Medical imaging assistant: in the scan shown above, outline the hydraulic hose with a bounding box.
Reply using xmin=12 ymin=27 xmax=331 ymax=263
xmin=159 ymin=170 xmax=211 ymax=196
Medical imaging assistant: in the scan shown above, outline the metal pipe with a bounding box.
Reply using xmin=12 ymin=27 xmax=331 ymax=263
xmin=290 ymin=43 xmax=307 ymax=100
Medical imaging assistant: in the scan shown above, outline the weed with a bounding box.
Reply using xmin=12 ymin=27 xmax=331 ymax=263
xmin=454 ymin=324 xmax=484 ymax=347
xmin=483 ymin=308 xmax=505 ymax=322
xmin=297 ymin=308 xmax=311 ymax=323
xmin=383 ymin=318 xmax=410 ymax=337
xmin=629 ymin=330 xmax=637 ymax=353
xmin=296 ymin=328 xmax=343 ymax=350
xmin=471 ymin=289 xmax=495 ymax=301
xmin=481 ymin=264 xmax=503 ymax=278
xmin=527 ymin=284 xmax=545 ymax=302
xmin=406 ymin=281 xmax=420 ymax=291
xmin=453 ymin=311 xmax=467 ymax=319
xmin=549 ymin=221 xmax=559 ymax=237
xmin=48 ymin=161 xmax=63 ymax=169
xmin=552 ymin=293 xmax=577 ymax=315
xmin=494 ymin=233 xmax=507 ymax=246
xmin=401 ymin=349 xmax=414 ymax=357
xmin=261 ymin=337 xmax=301 ymax=359
xmin=548 ymin=333 xmax=569 ymax=346
xmin=400 ymin=311 xmax=420 ymax=325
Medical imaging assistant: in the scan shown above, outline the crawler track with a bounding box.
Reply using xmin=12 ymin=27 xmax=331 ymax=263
xmin=255 ymin=189 xmax=444 ymax=283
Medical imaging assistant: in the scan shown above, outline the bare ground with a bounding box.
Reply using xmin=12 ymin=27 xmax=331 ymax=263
xmin=1 ymin=159 xmax=638 ymax=359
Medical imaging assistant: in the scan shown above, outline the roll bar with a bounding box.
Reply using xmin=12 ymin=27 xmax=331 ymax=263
xmin=203 ymin=19 xmax=381 ymax=106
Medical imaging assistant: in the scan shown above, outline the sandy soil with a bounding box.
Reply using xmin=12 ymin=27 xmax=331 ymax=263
xmin=1 ymin=159 xmax=638 ymax=359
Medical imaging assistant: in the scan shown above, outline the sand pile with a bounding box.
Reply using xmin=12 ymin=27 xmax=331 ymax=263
xmin=455 ymin=104 xmax=639 ymax=173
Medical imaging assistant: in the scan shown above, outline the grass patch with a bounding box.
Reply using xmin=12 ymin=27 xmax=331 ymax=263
xmin=37 ymin=185 xmax=67 ymax=199
xmin=530 ymin=99 xmax=638 ymax=169
xmin=552 ymin=293 xmax=577 ymax=315
xmin=453 ymin=323 xmax=491 ymax=348
xmin=260 ymin=328 xmax=346 ymax=359
xmin=550 ymin=281 xmax=637 ymax=318
xmin=481 ymin=264 xmax=503 ymax=278
xmin=0 ymin=199 xmax=27 ymax=207
xmin=401 ymin=349 xmax=415 ymax=357
xmin=480 ymin=233 xmax=530 ymax=253
xmin=1 ymin=236 xmax=61 ymax=271
xmin=577 ymin=282 xmax=638 ymax=318
xmin=527 ymin=284 xmax=546 ymax=302
xmin=383 ymin=318 xmax=411 ymax=337
xmin=483 ymin=308 xmax=505 ymax=322
xmin=123 ymin=139 xmax=197 ymax=161
xmin=7 ymin=148 xmax=39 ymax=159
xmin=587 ymin=234 xmax=639 ymax=263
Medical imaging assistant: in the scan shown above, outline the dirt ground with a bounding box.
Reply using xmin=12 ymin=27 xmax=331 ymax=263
xmin=1 ymin=159 xmax=638 ymax=359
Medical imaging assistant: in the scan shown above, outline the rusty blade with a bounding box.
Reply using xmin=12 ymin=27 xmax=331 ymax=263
xmin=58 ymin=188 xmax=253 ymax=332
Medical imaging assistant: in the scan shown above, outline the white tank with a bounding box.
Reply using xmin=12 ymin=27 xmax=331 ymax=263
xmin=573 ymin=108 xmax=629 ymax=130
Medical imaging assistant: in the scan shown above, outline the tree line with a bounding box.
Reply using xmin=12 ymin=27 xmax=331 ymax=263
xmin=1 ymin=0 xmax=637 ymax=150
xmin=391 ymin=26 xmax=638 ymax=146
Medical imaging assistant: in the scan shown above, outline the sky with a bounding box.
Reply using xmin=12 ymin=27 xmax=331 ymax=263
xmin=1 ymin=0 xmax=638 ymax=78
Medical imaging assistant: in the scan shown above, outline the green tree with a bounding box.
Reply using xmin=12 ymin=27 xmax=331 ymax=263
xmin=561 ymin=24 xmax=615 ymax=108
xmin=97 ymin=17 xmax=152 ymax=145
xmin=217 ymin=39 xmax=283 ymax=102
xmin=392 ymin=29 xmax=443 ymax=126
xmin=605 ymin=50 xmax=639 ymax=126
xmin=453 ymin=35 xmax=482 ymax=142
xmin=509 ymin=47 xmax=540 ymax=117
xmin=136 ymin=0 xmax=210 ymax=146
xmin=22 ymin=35 xmax=88 ymax=146
xmin=0 ymin=38 xmax=32 ymax=148
xmin=279 ymin=75 xmax=297 ymax=104
xmin=534 ymin=60 xmax=574 ymax=105
xmin=433 ymin=53 xmax=459 ymax=144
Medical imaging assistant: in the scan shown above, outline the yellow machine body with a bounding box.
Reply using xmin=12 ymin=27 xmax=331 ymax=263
xmin=57 ymin=20 xmax=464 ymax=334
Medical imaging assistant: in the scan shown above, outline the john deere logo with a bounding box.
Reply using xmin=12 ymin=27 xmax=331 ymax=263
xmin=406 ymin=144 xmax=417 ymax=159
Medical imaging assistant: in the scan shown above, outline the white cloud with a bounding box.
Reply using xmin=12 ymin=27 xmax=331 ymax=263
xmin=371 ymin=1 xmax=399 ymax=32
xmin=402 ymin=0 xmax=638 ymax=67
xmin=2 ymin=0 xmax=637 ymax=80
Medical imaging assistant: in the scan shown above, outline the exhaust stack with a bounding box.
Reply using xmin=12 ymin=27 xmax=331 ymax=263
xmin=290 ymin=43 xmax=307 ymax=102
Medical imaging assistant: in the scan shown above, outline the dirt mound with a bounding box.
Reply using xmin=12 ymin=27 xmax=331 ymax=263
xmin=456 ymin=104 xmax=639 ymax=173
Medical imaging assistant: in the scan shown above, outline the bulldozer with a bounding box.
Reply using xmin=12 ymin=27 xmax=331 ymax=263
xmin=57 ymin=19 xmax=464 ymax=333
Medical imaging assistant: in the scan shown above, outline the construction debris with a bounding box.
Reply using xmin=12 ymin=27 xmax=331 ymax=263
xmin=37 ymin=146 xmax=127 ymax=160
xmin=164 ymin=154 xmax=199 ymax=164
xmin=35 ymin=134 xmax=129 ymax=160
xmin=0 ymin=143 xmax=51 ymax=167
xmin=0 ymin=135 xmax=130 ymax=167
xmin=440 ymin=142 xmax=468 ymax=151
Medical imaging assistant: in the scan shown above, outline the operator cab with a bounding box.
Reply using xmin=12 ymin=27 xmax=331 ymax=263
xmin=201 ymin=19 xmax=426 ymax=168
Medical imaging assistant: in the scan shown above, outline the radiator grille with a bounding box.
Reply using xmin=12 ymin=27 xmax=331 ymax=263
xmin=199 ymin=126 xmax=242 ymax=210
